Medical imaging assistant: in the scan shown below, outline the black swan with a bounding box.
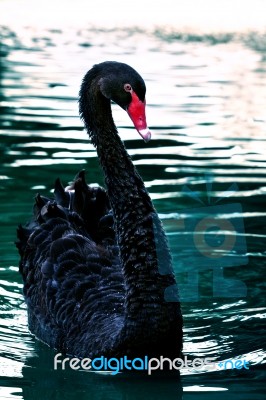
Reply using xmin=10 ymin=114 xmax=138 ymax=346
xmin=16 ymin=61 xmax=183 ymax=360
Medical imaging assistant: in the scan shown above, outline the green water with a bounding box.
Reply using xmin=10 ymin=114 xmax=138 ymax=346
xmin=0 ymin=18 xmax=266 ymax=400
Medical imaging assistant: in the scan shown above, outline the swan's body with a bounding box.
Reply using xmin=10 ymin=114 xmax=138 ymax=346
xmin=17 ymin=61 xmax=183 ymax=359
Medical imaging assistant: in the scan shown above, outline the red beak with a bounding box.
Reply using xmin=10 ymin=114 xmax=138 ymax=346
xmin=127 ymin=92 xmax=151 ymax=142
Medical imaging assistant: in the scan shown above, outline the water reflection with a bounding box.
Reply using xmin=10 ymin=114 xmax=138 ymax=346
xmin=19 ymin=345 xmax=183 ymax=400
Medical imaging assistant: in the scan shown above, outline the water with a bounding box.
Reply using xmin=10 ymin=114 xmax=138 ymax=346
xmin=0 ymin=2 xmax=266 ymax=398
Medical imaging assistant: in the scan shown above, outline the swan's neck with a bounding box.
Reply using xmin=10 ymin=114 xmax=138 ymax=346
xmin=81 ymin=86 xmax=181 ymax=335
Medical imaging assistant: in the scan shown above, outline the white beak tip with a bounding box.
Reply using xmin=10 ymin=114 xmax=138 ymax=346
xmin=138 ymin=128 xmax=151 ymax=143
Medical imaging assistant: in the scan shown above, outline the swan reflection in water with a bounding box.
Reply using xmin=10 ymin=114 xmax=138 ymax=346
xmin=21 ymin=344 xmax=183 ymax=400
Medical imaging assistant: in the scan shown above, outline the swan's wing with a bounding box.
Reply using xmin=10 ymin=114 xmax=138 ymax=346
xmin=16 ymin=171 xmax=125 ymax=354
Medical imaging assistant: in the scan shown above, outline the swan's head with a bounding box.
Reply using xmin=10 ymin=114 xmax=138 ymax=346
xmin=96 ymin=61 xmax=152 ymax=142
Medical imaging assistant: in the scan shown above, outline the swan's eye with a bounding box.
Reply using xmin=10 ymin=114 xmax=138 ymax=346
xmin=124 ymin=83 xmax=132 ymax=92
